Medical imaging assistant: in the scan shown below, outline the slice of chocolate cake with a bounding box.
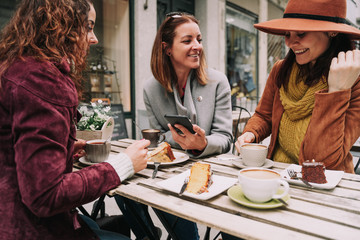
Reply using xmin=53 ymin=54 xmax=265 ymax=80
xmin=301 ymin=160 xmax=327 ymax=184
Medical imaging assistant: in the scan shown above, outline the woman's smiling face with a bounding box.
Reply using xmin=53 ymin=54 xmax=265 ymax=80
xmin=167 ymin=21 xmax=203 ymax=72
xmin=285 ymin=31 xmax=331 ymax=66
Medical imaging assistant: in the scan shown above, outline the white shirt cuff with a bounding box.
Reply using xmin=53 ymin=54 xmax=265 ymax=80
xmin=105 ymin=153 xmax=134 ymax=182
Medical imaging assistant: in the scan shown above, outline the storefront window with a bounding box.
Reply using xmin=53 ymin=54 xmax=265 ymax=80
xmin=226 ymin=6 xmax=258 ymax=109
xmin=85 ymin=0 xmax=131 ymax=111
xmin=157 ymin=0 xmax=195 ymax=27
xmin=267 ymin=34 xmax=286 ymax=73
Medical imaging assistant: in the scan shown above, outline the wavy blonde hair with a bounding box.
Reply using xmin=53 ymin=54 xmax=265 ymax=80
xmin=0 ymin=0 xmax=92 ymax=97
xmin=151 ymin=13 xmax=207 ymax=92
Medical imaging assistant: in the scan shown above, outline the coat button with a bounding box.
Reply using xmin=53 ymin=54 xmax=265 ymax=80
xmin=197 ymin=96 xmax=203 ymax=102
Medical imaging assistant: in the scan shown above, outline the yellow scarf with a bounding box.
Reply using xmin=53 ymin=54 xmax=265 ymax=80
xmin=273 ymin=63 xmax=328 ymax=163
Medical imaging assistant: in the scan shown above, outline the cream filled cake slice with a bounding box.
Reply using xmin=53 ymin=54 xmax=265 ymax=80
xmin=148 ymin=142 xmax=175 ymax=163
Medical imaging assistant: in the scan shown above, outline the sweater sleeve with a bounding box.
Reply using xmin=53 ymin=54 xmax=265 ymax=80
xmin=106 ymin=153 xmax=134 ymax=181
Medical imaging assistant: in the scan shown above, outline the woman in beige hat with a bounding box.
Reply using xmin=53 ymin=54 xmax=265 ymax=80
xmin=235 ymin=0 xmax=360 ymax=173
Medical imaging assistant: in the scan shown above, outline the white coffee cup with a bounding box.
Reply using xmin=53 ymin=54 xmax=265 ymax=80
xmin=238 ymin=168 xmax=289 ymax=203
xmin=85 ymin=139 xmax=111 ymax=163
xmin=240 ymin=143 xmax=268 ymax=167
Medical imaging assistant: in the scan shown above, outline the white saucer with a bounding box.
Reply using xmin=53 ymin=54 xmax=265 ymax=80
xmin=232 ymin=158 xmax=274 ymax=169
xmin=79 ymin=157 xmax=98 ymax=166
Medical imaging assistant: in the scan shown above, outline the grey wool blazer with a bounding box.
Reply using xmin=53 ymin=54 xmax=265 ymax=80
xmin=143 ymin=68 xmax=233 ymax=158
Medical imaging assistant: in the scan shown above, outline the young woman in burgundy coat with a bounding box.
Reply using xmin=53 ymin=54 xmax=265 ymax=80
xmin=0 ymin=0 xmax=149 ymax=239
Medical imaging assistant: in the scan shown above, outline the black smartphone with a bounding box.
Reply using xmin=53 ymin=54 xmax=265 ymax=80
xmin=164 ymin=114 xmax=195 ymax=134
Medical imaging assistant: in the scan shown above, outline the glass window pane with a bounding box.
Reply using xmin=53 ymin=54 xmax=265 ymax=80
xmin=226 ymin=6 xmax=258 ymax=110
xmin=85 ymin=0 xmax=131 ymax=111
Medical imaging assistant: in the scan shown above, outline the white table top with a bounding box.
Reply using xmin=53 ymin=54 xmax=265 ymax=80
xmin=95 ymin=139 xmax=360 ymax=239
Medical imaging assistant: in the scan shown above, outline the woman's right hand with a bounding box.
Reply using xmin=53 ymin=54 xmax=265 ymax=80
xmin=235 ymin=132 xmax=255 ymax=154
xmin=328 ymin=50 xmax=360 ymax=93
xmin=124 ymin=139 xmax=150 ymax=173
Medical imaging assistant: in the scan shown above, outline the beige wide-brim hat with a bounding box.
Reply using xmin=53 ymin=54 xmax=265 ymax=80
xmin=254 ymin=0 xmax=360 ymax=40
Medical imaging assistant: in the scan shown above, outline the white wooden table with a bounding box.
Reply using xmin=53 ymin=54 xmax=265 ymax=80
xmin=86 ymin=139 xmax=360 ymax=240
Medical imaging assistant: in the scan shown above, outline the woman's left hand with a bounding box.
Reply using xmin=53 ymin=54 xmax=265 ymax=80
xmin=168 ymin=123 xmax=207 ymax=151
xmin=73 ymin=139 xmax=86 ymax=160
xmin=328 ymin=50 xmax=360 ymax=93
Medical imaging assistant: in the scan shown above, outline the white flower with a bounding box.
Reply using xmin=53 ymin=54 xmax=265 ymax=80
xmin=77 ymin=102 xmax=112 ymax=131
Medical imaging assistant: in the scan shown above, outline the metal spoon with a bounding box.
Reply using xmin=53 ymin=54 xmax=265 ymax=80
xmin=275 ymin=198 xmax=288 ymax=206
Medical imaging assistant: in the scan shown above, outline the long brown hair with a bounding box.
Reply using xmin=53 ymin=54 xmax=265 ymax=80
xmin=277 ymin=33 xmax=354 ymax=89
xmin=151 ymin=13 xmax=207 ymax=92
xmin=0 ymin=0 xmax=92 ymax=95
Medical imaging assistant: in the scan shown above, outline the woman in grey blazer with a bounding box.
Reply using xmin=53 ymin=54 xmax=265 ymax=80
xmin=143 ymin=14 xmax=233 ymax=159
xmin=144 ymin=68 xmax=233 ymax=157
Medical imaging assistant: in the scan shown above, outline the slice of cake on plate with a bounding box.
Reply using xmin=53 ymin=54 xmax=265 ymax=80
xmin=186 ymin=162 xmax=213 ymax=194
xmin=148 ymin=142 xmax=175 ymax=163
xmin=301 ymin=160 xmax=327 ymax=184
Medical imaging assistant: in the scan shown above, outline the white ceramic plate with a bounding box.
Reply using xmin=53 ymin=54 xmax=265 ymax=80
xmin=280 ymin=164 xmax=344 ymax=190
xmin=147 ymin=151 xmax=189 ymax=166
xmin=157 ymin=169 xmax=238 ymax=200
xmin=79 ymin=156 xmax=98 ymax=166
xmin=79 ymin=154 xmax=115 ymax=166
xmin=232 ymin=158 xmax=274 ymax=169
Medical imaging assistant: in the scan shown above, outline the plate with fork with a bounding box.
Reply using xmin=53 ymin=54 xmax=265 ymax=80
xmin=157 ymin=169 xmax=238 ymax=200
xmin=280 ymin=164 xmax=344 ymax=190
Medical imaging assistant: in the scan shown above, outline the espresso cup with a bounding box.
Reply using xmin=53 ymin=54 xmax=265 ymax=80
xmin=240 ymin=143 xmax=268 ymax=167
xmin=85 ymin=139 xmax=111 ymax=163
xmin=238 ymin=168 xmax=289 ymax=203
xmin=141 ymin=129 xmax=165 ymax=148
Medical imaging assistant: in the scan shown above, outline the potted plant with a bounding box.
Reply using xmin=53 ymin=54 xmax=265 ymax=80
xmin=76 ymin=101 xmax=114 ymax=141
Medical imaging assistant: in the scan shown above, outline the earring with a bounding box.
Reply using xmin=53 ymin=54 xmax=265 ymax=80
xmin=167 ymin=52 xmax=171 ymax=56
xmin=330 ymin=33 xmax=337 ymax=38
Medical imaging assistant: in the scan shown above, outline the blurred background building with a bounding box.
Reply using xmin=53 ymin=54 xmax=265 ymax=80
xmin=1 ymin=0 xmax=359 ymax=139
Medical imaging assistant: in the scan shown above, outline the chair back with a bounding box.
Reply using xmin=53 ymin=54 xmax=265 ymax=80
xmin=351 ymin=138 xmax=360 ymax=173
xmin=232 ymin=106 xmax=252 ymax=154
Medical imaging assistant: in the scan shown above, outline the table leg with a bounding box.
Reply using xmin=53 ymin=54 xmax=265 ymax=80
xmin=77 ymin=205 xmax=91 ymax=218
xmin=204 ymin=227 xmax=211 ymax=240
xmin=122 ymin=197 xmax=160 ymax=240
xmin=152 ymin=208 xmax=180 ymax=240
xmin=77 ymin=194 xmax=107 ymax=220
xmin=91 ymin=194 xmax=106 ymax=220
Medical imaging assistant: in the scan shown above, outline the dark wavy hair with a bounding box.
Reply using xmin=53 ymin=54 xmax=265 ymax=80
xmin=0 ymin=0 xmax=93 ymax=95
xmin=277 ymin=33 xmax=355 ymax=90
xmin=151 ymin=13 xmax=207 ymax=93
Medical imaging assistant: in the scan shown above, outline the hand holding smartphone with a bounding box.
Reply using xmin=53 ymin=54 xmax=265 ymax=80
xmin=164 ymin=114 xmax=195 ymax=134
